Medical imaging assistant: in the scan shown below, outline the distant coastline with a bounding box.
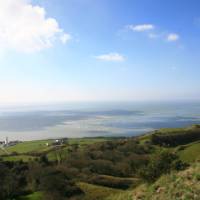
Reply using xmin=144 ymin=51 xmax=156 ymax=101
xmin=0 ymin=101 xmax=200 ymax=141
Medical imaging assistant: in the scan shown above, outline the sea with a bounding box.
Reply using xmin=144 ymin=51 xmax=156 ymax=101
xmin=0 ymin=101 xmax=200 ymax=141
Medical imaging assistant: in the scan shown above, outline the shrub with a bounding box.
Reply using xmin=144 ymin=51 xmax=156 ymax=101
xmin=40 ymin=168 xmax=83 ymax=199
xmin=139 ymin=150 xmax=187 ymax=182
xmin=151 ymin=129 xmax=200 ymax=146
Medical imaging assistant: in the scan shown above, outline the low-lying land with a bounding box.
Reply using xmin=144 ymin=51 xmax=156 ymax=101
xmin=0 ymin=124 xmax=200 ymax=200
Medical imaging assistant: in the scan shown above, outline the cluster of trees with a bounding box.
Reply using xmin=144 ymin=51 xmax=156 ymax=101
xmin=139 ymin=150 xmax=188 ymax=182
xmin=151 ymin=129 xmax=200 ymax=146
xmin=61 ymin=139 xmax=152 ymax=179
xmin=55 ymin=139 xmax=186 ymax=187
xmin=0 ymin=159 xmax=83 ymax=200
xmin=0 ymin=161 xmax=29 ymax=199
xmin=29 ymin=165 xmax=83 ymax=200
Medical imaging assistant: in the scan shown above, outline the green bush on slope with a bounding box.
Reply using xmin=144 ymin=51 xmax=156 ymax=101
xmin=139 ymin=150 xmax=188 ymax=182
xmin=132 ymin=161 xmax=200 ymax=200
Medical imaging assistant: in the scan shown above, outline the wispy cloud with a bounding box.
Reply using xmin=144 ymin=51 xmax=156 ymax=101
xmin=127 ymin=24 xmax=155 ymax=32
xmin=125 ymin=23 xmax=180 ymax=43
xmin=147 ymin=33 xmax=160 ymax=39
xmin=95 ymin=53 xmax=125 ymax=62
xmin=60 ymin=34 xmax=72 ymax=44
xmin=0 ymin=0 xmax=71 ymax=53
xmin=166 ymin=33 xmax=180 ymax=42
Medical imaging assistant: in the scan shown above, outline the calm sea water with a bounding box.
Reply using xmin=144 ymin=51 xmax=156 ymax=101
xmin=0 ymin=101 xmax=200 ymax=141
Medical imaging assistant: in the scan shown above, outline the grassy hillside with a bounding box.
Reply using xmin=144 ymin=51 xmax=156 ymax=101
xmin=1 ymin=125 xmax=200 ymax=200
xmin=178 ymin=141 xmax=200 ymax=163
xmin=132 ymin=161 xmax=200 ymax=200
xmin=106 ymin=161 xmax=200 ymax=200
xmin=151 ymin=125 xmax=200 ymax=146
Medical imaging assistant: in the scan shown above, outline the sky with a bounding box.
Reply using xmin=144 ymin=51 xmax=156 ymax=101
xmin=0 ymin=0 xmax=200 ymax=104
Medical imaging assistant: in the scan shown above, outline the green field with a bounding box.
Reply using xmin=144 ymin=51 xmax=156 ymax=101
xmin=6 ymin=140 xmax=54 ymax=154
xmin=0 ymin=137 xmax=112 ymax=162
xmin=5 ymin=138 xmax=110 ymax=154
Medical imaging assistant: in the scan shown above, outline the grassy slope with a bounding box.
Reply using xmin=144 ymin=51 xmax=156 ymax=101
xmin=178 ymin=141 xmax=200 ymax=163
xmin=107 ymin=162 xmax=200 ymax=200
xmin=78 ymin=182 xmax=122 ymax=200
xmin=108 ymin=126 xmax=200 ymax=200
xmin=131 ymin=162 xmax=200 ymax=200
xmin=105 ymin=191 xmax=133 ymax=200
xmin=17 ymin=192 xmax=43 ymax=200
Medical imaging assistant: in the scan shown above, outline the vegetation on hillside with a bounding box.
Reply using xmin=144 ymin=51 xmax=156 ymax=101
xmin=151 ymin=125 xmax=200 ymax=146
xmin=0 ymin=124 xmax=200 ymax=199
xmin=132 ymin=161 xmax=200 ymax=200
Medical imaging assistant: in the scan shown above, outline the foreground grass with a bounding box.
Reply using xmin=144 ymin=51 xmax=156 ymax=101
xmin=105 ymin=191 xmax=133 ymax=200
xmin=132 ymin=162 xmax=200 ymax=200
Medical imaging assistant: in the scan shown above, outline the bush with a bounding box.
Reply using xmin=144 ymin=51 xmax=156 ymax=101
xmin=139 ymin=150 xmax=187 ymax=182
xmin=40 ymin=168 xmax=83 ymax=199
xmin=151 ymin=129 xmax=200 ymax=146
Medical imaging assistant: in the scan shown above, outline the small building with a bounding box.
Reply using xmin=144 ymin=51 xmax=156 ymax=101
xmin=52 ymin=138 xmax=68 ymax=146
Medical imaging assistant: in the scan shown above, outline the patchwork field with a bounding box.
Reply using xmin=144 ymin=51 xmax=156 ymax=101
xmin=0 ymin=137 xmax=113 ymax=162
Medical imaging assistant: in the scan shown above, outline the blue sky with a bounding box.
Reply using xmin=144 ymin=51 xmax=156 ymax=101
xmin=0 ymin=0 xmax=200 ymax=104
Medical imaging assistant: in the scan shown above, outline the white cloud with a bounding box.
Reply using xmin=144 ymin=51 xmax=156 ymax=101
xmin=0 ymin=0 xmax=71 ymax=53
xmin=60 ymin=33 xmax=72 ymax=44
xmin=125 ymin=24 xmax=181 ymax=44
xmin=128 ymin=24 xmax=155 ymax=32
xmin=95 ymin=53 xmax=125 ymax=62
xmin=167 ymin=33 xmax=179 ymax=42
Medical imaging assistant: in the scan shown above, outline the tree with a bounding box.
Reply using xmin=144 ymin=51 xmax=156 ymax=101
xmin=139 ymin=150 xmax=186 ymax=182
xmin=40 ymin=169 xmax=83 ymax=200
